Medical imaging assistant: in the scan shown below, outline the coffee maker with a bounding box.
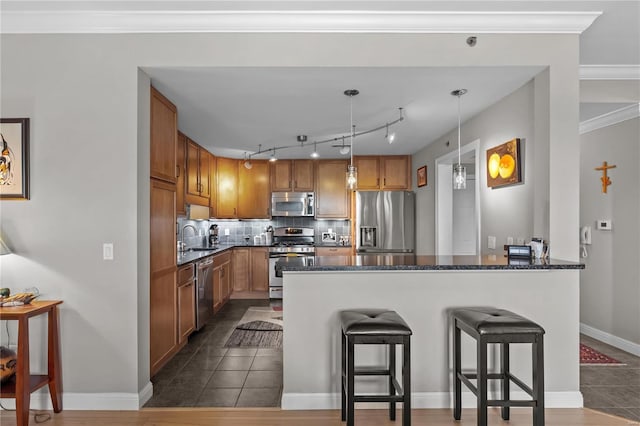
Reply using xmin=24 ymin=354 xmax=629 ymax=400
xmin=208 ymin=224 xmax=219 ymax=246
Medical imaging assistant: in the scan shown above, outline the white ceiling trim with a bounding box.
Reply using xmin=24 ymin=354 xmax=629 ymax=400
xmin=580 ymin=65 xmax=640 ymax=80
xmin=579 ymin=103 xmax=640 ymax=135
xmin=1 ymin=10 xmax=601 ymax=34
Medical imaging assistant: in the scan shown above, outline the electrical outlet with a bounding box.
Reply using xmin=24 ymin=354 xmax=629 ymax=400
xmin=507 ymin=236 xmax=514 ymax=245
xmin=488 ymin=236 xmax=496 ymax=250
xmin=224 ymin=229 xmax=230 ymax=236
xmin=103 ymin=243 xmax=114 ymax=260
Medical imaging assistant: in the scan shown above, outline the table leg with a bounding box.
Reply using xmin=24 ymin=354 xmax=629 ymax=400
xmin=16 ymin=316 xmax=30 ymax=426
xmin=48 ymin=306 xmax=63 ymax=412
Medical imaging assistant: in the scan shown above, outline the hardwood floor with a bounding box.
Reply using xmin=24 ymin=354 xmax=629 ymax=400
xmin=1 ymin=408 xmax=636 ymax=425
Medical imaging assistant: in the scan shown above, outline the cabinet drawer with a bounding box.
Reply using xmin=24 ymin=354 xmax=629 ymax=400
xmin=214 ymin=251 xmax=231 ymax=265
xmin=316 ymin=247 xmax=352 ymax=256
xmin=177 ymin=263 xmax=195 ymax=285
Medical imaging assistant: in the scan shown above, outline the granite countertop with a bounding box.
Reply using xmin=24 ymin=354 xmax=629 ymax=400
xmin=177 ymin=242 xmax=273 ymax=266
xmin=280 ymin=254 xmax=585 ymax=271
xmin=315 ymin=244 xmax=353 ymax=248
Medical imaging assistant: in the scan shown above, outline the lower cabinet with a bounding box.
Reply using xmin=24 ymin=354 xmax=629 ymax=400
xmin=177 ymin=263 xmax=195 ymax=345
xmin=315 ymin=246 xmax=353 ymax=266
xmin=213 ymin=251 xmax=231 ymax=313
xmin=232 ymin=247 xmax=269 ymax=296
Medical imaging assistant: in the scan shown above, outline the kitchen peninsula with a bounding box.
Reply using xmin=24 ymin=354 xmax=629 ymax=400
xmin=280 ymin=255 xmax=584 ymax=410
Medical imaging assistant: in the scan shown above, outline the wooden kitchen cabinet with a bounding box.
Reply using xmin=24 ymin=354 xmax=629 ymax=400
xmin=150 ymin=179 xmax=177 ymax=377
xmin=316 ymin=160 xmax=350 ymax=219
xmin=250 ymin=247 xmax=269 ymax=292
xmin=232 ymin=248 xmax=250 ymax=293
xmin=353 ymin=155 xmax=411 ymax=190
xmin=150 ymin=87 xmax=177 ymax=184
xmin=185 ymin=138 xmax=210 ymax=206
xmin=216 ymin=157 xmax=239 ymax=218
xmin=238 ymin=160 xmax=271 ymax=218
xmin=232 ymin=247 xmax=269 ymax=296
xmin=213 ymin=251 xmax=231 ymax=313
xmin=177 ymin=264 xmax=195 ymax=345
xmin=208 ymin=152 xmax=217 ymax=218
xmin=271 ymin=159 xmax=314 ymax=192
xmin=176 ymin=132 xmax=187 ymax=216
xmin=315 ymin=246 xmax=353 ymax=256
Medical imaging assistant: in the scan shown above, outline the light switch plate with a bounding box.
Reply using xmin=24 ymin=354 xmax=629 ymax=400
xmin=488 ymin=236 xmax=496 ymax=250
xmin=103 ymin=243 xmax=114 ymax=260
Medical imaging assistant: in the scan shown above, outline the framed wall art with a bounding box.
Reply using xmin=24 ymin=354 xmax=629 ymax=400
xmin=486 ymin=138 xmax=521 ymax=188
xmin=0 ymin=118 xmax=30 ymax=200
xmin=417 ymin=165 xmax=427 ymax=187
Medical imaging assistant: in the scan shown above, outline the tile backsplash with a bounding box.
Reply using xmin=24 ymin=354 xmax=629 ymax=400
xmin=177 ymin=216 xmax=350 ymax=247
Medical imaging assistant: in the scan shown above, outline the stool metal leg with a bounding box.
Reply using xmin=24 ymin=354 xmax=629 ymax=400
xmin=453 ymin=321 xmax=462 ymax=420
xmin=533 ymin=335 xmax=545 ymax=426
xmin=341 ymin=330 xmax=346 ymax=421
xmin=389 ymin=343 xmax=396 ymax=421
xmin=403 ymin=336 xmax=411 ymax=426
xmin=477 ymin=336 xmax=488 ymax=426
xmin=347 ymin=337 xmax=355 ymax=426
xmin=501 ymin=342 xmax=510 ymax=420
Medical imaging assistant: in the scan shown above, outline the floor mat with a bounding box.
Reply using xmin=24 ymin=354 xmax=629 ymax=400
xmin=580 ymin=343 xmax=625 ymax=365
xmin=224 ymin=307 xmax=283 ymax=348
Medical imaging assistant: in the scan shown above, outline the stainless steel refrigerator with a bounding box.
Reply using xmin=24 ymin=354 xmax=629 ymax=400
xmin=355 ymin=191 xmax=415 ymax=253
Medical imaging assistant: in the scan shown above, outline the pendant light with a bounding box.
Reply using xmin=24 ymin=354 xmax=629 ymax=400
xmin=345 ymin=89 xmax=359 ymax=190
xmin=451 ymin=89 xmax=467 ymax=190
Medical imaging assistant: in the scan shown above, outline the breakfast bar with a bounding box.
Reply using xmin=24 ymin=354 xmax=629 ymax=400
xmin=280 ymin=255 xmax=584 ymax=411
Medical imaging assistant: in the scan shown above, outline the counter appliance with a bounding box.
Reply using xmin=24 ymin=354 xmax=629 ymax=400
xmin=355 ymin=191 xmax=415 ymax=254
xmin=271 ymin=192 xmax=314 ymax=217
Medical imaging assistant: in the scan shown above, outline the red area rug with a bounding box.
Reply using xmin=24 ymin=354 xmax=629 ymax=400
xmin=580 ymin=344 xmax=625 ymax=365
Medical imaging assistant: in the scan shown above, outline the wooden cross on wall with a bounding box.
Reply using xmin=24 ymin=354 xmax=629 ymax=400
xmin=595 ymin=161 xmax=617 ymax=193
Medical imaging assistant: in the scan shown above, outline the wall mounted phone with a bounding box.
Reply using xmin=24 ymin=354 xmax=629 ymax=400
xmin=580 ymin=226 xmax=592 ymax=245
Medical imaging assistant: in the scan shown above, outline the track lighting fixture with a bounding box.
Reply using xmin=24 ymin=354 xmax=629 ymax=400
xmin=310 ymin=142 xmax=319 ymax=158
xmin=269 ymin=149 xmax=277 ymax=162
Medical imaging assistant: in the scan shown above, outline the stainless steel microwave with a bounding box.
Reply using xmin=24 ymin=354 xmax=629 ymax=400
xmin=271 ymin=192 xmax=314 ymax=217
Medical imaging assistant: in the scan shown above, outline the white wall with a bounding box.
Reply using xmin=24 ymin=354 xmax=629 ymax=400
xmin=414 ymin=80 xmax=543 ymax=255
xmin=579 ymin=117 xmax=640 ymax=346
xmin=0 ymin=32 xmax=580 ymax=408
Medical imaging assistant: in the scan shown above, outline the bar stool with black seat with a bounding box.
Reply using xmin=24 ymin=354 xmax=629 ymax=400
xmin=340 ymin=309 xmax=412 ymax=426
xmin=451 ymin=308 xmax=545 ymax=426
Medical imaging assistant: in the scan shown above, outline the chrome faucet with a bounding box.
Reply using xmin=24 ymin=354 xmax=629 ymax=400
xmin=180 ymin=224 xmax=198 ymax=250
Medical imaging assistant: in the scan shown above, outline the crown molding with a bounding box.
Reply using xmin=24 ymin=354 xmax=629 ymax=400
xmin=580 ymin=65 xmax=640 ymax=80
xmin=1 ymin=10 xmax=601 ymax=35
xmin=579 ymin=103 xmax=640 ymax=135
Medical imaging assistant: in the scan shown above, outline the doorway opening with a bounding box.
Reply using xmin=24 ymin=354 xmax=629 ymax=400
xmin=435 ymin=139 xmax=481 ymax=255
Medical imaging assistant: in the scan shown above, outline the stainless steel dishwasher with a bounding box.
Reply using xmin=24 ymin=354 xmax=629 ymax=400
xmin=195 ymin=256 xmax=214 ymax=330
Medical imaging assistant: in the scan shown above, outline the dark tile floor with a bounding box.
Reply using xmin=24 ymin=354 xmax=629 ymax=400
xmin=580 ymin=334 xmax=640 ymax=422
xmin=145 ymin=299 xmax=283 ymax=408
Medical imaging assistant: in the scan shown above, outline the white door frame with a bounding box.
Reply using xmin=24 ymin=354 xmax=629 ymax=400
xmin=435 ymin=139 xmax=481 ymax=256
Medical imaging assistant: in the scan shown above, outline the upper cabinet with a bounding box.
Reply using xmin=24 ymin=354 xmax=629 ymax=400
xmin=216 ymin=157 xmax=239 ymax=218
xmin=238 ymin=160 xmax=271 ymax=219
xmin=176 ymin=132 xmax=187 ymax=216
xmin=316 ymin=160 xmax=350 ymax=219
xmin=150 ymin=87 xmax=177 ymax=184
xmin=353 ymin=155 xmax=411 ymax=190
xmin=271 ymin=159 xmax=314 ymax=192
xmin=185 ymin=138 xmax=211 ymax=206
xmin=208 ymin=152 xmax=217 ymax=218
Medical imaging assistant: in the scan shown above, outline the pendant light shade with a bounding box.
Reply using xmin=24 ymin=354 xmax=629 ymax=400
xmin=344 ymin=89 xmax=359 ymax=190
xmin=451 ymin=89 xmax=467 ymax=190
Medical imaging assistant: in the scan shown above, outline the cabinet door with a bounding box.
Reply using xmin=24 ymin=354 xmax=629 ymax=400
xmin=292 ymin=160 xmax=314 ymax=191
xmin=150 ymin=179 xmax=177 ymax=376
xmin=316 ymin=247 xmax=352 ymax=256
xmin=176 ymin=132 xmax=187 ymax=216
xmin=216 ymin=157 xmax=239 ymax=218
xmin=213 ymin=265 xmax=222 ymax=312
xmin=185 ymin=139 xmax=201 ymax=198
xmin=381 ymin=156 xmax=411 ymax=190
xmin=354 ymin=156 xmax=381 ymax=190
xmin=199 ymin=149 xmax=211 ymax=198
xmin=232 ymin=248 xmax=250 ymax=292
xmin=271 ymin=160 xmax=293 ymax=192
xmin=209 ymin=153 xmax=217 ymax=217
xmin=178 ymin=281 xmax=195 ymax=344
xmin=221 ymin=262 xmax=231 ymax=301
xmin=250 ymin=248 xmax=269 ymax=292
xmin=150 ymin=87 xmax=177 ymax=184
xmin=316 ymin=160 xmax=350 ymax=219
xmin=238 ymin=160 xmax=271 ymax=218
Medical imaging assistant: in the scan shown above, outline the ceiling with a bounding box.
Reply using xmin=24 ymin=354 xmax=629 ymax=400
xmin=148 ymin=66 xmax=543 ymax=159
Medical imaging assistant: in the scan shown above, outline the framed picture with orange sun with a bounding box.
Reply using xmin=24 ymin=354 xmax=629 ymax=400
xmin=486 ymin=138 xmax=521 ymax=188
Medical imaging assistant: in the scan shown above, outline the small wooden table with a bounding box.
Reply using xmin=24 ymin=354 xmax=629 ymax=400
xmin=0 ymin=300 xmax=63 ymax=426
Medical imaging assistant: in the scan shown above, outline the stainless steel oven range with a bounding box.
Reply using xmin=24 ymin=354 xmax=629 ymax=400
xmin=268 ymin=227 xmax=315 ymax=299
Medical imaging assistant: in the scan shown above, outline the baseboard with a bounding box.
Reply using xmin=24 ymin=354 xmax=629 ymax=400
xmin=281 ymin=391 xmax=583 ymax=410
xmin=0 ymin=381 xmax=154 ymax=410
xmin=580 ymin=323 xmax=640 ymax=357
